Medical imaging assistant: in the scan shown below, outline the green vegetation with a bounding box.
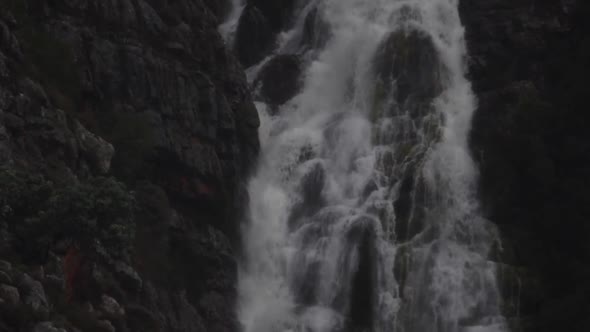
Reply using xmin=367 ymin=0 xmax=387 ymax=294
xmin=0 ymin=168 xmax=136 ymax=261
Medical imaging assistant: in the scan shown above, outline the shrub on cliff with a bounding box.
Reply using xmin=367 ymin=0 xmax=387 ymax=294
xmin=0 ymin=168 xmax=136 ymax=262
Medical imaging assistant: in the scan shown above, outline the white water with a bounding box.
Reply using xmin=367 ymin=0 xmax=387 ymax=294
xmin=233 ymin=0 xmax=507 ymax=331
xmin=219 ymin=0 xmax=245 ymax=45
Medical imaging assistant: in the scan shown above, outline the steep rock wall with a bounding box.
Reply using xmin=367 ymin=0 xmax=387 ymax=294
xmin=0 ymin=0 xmax=258 ymax=331
xmin=460 ymin=1 xmax=590 ymax=331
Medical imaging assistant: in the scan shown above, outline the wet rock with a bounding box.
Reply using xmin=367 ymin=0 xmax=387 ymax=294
xmin=248 ymin=0 xmax=296 ymax=31
xmin=394 ymin=174 xmax=426 ymax=242
xmin=287 ymin=162 xmax=326 ymax=230
xmin=347 ymin=218 xmax=376 ymax=330
xmin=496 ymin=263 xmax=544 ymax=318
xmin=0 ymin=284 xmax=20 ymax=306
xmin=292 ymin=259 xmax=320 ymax=305
xmin=255 ymin=54 xmax=303 ymax=106
xmin=393 ymin=246 xmax=411 ymax=294
xmin=373 ymin=28 xmax=442 ymax=110
xmin=300 ymin=162 xmax=325 ymax=205
xmin=235 ymin=5 xmax=275 ymax=67
xmin=203 ymin=0 xmax=232 ymax=20
xmin=301 ymin=7 xmax=331 ymax=50
xmin=234 ymin=0 xmax=296 ymax=66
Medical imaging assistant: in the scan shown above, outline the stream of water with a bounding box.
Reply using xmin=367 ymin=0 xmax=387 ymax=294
xmin=224 ymin=1 xmax=508 ymax=331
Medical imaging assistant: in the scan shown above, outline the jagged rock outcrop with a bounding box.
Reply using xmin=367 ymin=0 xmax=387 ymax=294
xmin=254 ymin=54 xmax=302 ymax=108
xmin=460 ymin=1 xmax=590 ymax=331
xmin=234 ymin=0 xmax=296 ymax=67
xmin=0 ymin=0 xmax=259 ymax=331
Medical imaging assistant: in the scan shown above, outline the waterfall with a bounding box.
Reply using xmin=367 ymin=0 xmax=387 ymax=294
xmin=230 ymin=0 xmax=508 ymax=331
xmin=219 ymin=0 xmax=245 ymax=44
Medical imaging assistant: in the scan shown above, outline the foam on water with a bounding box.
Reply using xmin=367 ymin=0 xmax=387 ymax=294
xmin=232 ymin=1 xmax=508 ymax=331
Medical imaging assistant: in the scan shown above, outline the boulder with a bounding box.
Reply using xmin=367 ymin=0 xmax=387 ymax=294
xmin=373 ymin=29 xmax=442 ymax=111
xmin=255 ymin=54 xmax=303 ymax=106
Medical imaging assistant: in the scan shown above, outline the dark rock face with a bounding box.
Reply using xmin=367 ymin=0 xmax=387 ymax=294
xmin=371 ymin=29 xmax=440 ymax=245
xmin=255 ymin=54 xmax=303 ymax=107
xmin=249 ymin=0 xmax=296 ymax=32
xmin=347 ymin=220 xmax=376 ymax=331
xmin=235 ymin=5 xmax=276 ymax=68
xmin=460 ymin=1 xmax=590 ymax=331
xmin=0 ymin=0 xmax=259 ymax=331
xmin=301 ymin=7 xmax=331 ymax=51
xmin=374 ymin=29 xmax=442 ymax=108
xmin=234 ymin=0 xmax=296 ymax=67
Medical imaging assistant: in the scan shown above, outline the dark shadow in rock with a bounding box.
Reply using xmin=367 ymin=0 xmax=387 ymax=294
xmin=346 ymin=217 xmax=376 ymax=331
xmin=255 ymin=54 xmax=303 ymax=108
xmin=288 ymin=161 xmax=325 ymax=231
xmin=373 ymin=28 xmax=442 ymax=117
xmin=248 ymin=0 xmax=296 ymax=32
xmin=301 ymin=7 xmax=331 ymax=51
xmin=235 ymin=5 xmax=275 ymax=67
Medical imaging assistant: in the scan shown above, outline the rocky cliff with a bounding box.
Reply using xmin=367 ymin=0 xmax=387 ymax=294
xmin=2 ymin=0 xmax=590 ymax=331
xmin=460 ymin=1 xmax=590 ymax=331
xmin=0 ymin=0 xmax=259 ymax=331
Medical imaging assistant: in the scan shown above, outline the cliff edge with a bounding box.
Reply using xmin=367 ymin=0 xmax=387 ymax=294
xmin=0 ymin=0 xmax=258 ymax=331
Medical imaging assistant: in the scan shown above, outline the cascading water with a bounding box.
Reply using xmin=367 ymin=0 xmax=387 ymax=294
xmin=219 ymin=0 xmax=245 ymax=45
xmin=227 ymin=0 xmax=508 ymax=331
